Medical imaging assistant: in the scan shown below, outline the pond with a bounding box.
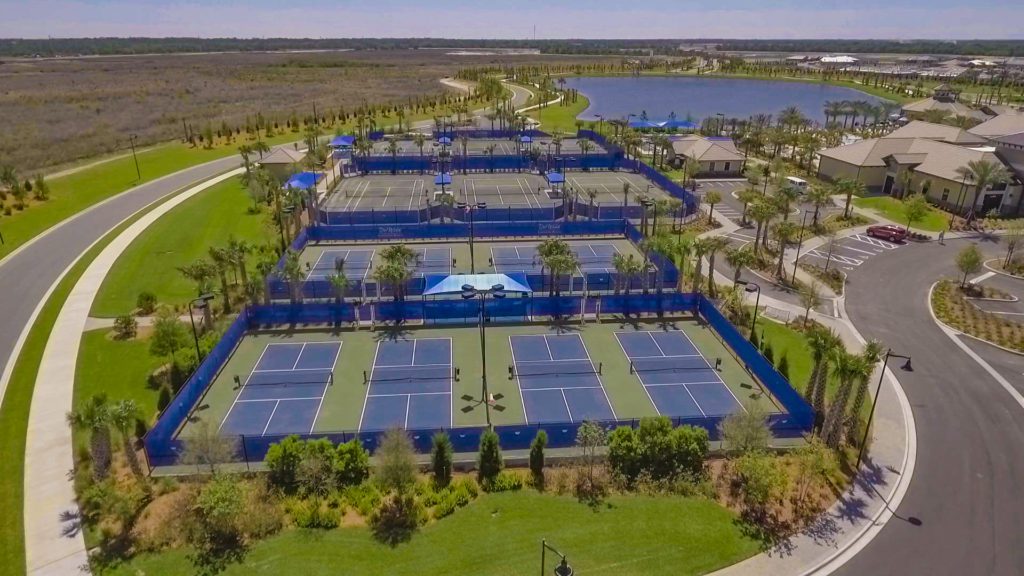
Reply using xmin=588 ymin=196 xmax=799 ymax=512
xmin=564 ymin=76 xmax=889 ymax=125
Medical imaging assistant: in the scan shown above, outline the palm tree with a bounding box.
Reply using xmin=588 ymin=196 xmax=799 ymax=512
xmin=110 ymin=399 xmax=148 ymax=489
xmin=413 ymin=132 xmax=427 ymax=158
xmin=252 ymin=140 xmax=271 ymax=160
xmin=579 ymin=138 xmax=594 ymax=161
xmin=667 ymin=236 xmax=693 ymax=291
xmin=846 ymin=341 xmax=884 ymax=439
xmin=537 ymin=239 xmax=571 ymax=296
xmin=238 ymin=144 xmax=253 ymax=175
xmin=208 ymin=247 xmax=232 ymax=313
xmin=737 ymin=187 xmax=759 ymax=226
xmin=725 ymin=246 xmax=755 ymax=287
xmin=704 ymin=237 xmax=729 ymax=296
xmin=749 ymin=199 xmax=777 ymax=255
xmin=612 ymin=253 xmax=628 ymax=294
xmin=956 ymin=159 xmax=1011 ymax=220
xmin=552 ymin=133 xmax=563 ymax=156
xmin=805 ymin=185 xmax=831 ymax=228
xmin=547 ymin=253 xmax=579 ymax=296
xmin=682 ymin=157 xmax=701 ymax=188
xmin=458 ymin=135 xmax=470 ymax=174
xmin=837 ymin=178 xmax=866 ymax=219
xmin=773 ymin=182 xmax=801 ymax=222
xmin=704 ymin=190 xmax=722 ymax=224
xmin=771 ymin=221 xmax=798 ymax=278
xmin=67 ymin=394 xmax=113 ymax=482
xmin=282 ymin=249 xmax=305 ymax=305
xmin=484 ymin=144 xmax=497 ymax=173
xmin=385 ymin=138 xmax=401 ymax=174
xmin=822 ymin=350 xmax=872 ymax=449
xmin=227 ymin=236 xmax=252 ymax=289
xmin=586 ymin=188 xmax=598 ymax=220
xmin=374 ymin=261 xmax=410 ymax=301
xmin=691 ymin=237 xmax=712 ymax=294
xmin=805 ymin=327 xmax=842 ymax=427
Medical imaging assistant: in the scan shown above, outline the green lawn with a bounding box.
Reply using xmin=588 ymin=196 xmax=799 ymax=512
xmin=91 ymin=175 xmax=271 ymax=317
xmin=852 ymin=196 xmax=949 ymax=232
xmin=105 ymin=491 xmax=760 ymax=576
xmin=74 ymin=329 xmax=165 ymax=434
xmin=528 ymin=92 xmax=590 ymax=134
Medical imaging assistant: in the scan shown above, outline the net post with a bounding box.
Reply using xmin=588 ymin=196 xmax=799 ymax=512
xmin=363 ymin=370 xmax=368 ymax=384
xmin=629 ymin=361 xmax=635 ymax=375
xmin=598 ymin=362 xmax=603 ymax=375
xmin=508 ymin=365 xmax=514 ymax=379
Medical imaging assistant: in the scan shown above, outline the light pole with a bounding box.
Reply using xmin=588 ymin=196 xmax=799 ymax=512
xmin=128 ymin=133 xmax=141 ymax=181
xmin=540 ymin=539 xmax=574 ymax=576
xmin=640 ymin=198 xmax=654 ymax=236
xmin=791 ymin=210 xmax=813 ymax=284
xmin=716 ymin=113 xmax=725 ymax=137
xmin=457 ymin=202 xmax=486 ymax=273
xmin=462 ymin=283 xmax=505 ymax=428
xmin=737 ymin=281 xmax=761 ymax=336
xmin=856 ymin=349 xmax=912 ymax=470
xmin=188 ymin=293 xmax=215 ymax=360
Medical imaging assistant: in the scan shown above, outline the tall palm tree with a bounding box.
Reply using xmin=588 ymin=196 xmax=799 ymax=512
xmin=691 ymin=237 xmax=713 ymax=294
xmin=611 ymin=253 xmax=628 ymax=294
xmin=737 ymin=187 xmax=759 ymax=226
xmin=413 ymin=132 xmax=427 ymax=157
xmin=704 ymin=236 xmax=729 ymax=296
xmin=238 ymin=144 xmax=253 ymax=175
xmin=67 ymin=394 xmax=113 ymax=482
xmin=621 ymin=181 xmax=632 ymax=208
xmin=838 ymin=178 xmax=866 ymax=219
xmin=537 ymin=239 xmax=571 ymax=296
xmin=956 ymin=159 xmax=1011 ymax=220
xmin=385 ymin=138 xmax=401 ymax=174
xmin=208 ymin=247 xmax=233 ymax=313
xmin=326 ymin=256 xmax=349 ymax=305
xmin=805 ymin=185 xmax=831 ymax=228
xmin=725 ymin=245 xmax=755 ymax=287
xmin=823 ymin=350 xmax=872 ymax=449
xmin=666 ymin=236 xmax=693 ymax=291
xmin=773 ymin=181 xmax=801 ymax=222
xmin=547 ymin=253 xmax=579 ymax=296
xmin=749 ymin=199 xmax=777 ymax=255
xmin=374 ymin=261 xmax=410 ymax=301
xmin=110 ymin=399 xmax=148 ymax=489
xmin=805 ymin=326 xmax=842 ymax=426
xmin=771 ymin=221 xmax=798 ymax=278
xmin=846 ymin=341 xmax=884 ymax=439
xmin=704 ymin=190 xmax=722 ymax=224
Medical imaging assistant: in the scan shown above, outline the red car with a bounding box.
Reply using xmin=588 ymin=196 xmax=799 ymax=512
xmin=866 ymin=224 xmax=907 ymax=242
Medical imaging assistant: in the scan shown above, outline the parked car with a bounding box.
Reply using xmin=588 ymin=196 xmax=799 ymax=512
xmin=866 ymin=224 xmax=907 ymax=242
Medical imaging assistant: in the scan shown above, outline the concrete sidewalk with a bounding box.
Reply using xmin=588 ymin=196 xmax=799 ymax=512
xmin=24 ymin=168 xmax=244 ymax=576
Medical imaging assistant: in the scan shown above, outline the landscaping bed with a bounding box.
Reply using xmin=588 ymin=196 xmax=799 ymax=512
xmin=932 ymin=280 xmax=1024 ymax=353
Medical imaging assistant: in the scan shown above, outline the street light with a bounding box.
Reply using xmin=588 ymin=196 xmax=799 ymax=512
xmin=540 ymin=539 xmax=573 ymax=576
xmin=457 ymin=201 xmax=486 ymax=273
xmin=792 ymin=210 xmax=813 ymax=285
xmin=639 ymin=197 xmax=654 ymax=236
xmin=128 ymin=133 xmax=141 ymax=181
xmin=736 ymin=281 xmax=761 ymax=336
xmin=188 ymin=293 xmax=215 ymax=360
xmin=462 ymin=283 xmax=505 ymax=427
xmin=856 ymin=349 xmax=912 ymax=470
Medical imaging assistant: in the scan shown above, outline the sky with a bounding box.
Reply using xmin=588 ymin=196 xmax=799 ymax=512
xmin=1 ymin=0 xmax=1022 ymax=40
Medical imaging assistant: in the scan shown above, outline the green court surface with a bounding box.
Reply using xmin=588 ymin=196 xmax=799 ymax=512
xmin=183 ymin=317 xmax=780 ymax=441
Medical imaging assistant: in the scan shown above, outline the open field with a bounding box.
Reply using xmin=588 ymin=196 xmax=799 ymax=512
xmin=0 ymin=50 xmax=609 ymax=172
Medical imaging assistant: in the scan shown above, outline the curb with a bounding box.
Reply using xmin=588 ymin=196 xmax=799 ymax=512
xmin=982 ymin=258 xmax=1024 ymax=281
xmin=929 ymin=280 xmax=1024 ymax=358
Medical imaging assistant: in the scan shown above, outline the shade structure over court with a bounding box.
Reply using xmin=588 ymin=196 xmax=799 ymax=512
xmin=663 ymin=119 xmax=699 ymax=129
xmin=284 ymin=171 xmax=322 ymax=190
xmin=330 ymin=135 xmax=356 ymax=147
xmin=520 ymin=135 xmax=533 ymax=144
xmin=434 ymin=172 xmax=452 ymax=186
xmin=628 ymin=119 xmax=662 ymax=129
xmin=546 ymin=171 xmax=565 ymax=184
xmin=422 ymin=273 xmax=532 ymax=296
xmin=437 ymin=136 xmax=452 ymax=145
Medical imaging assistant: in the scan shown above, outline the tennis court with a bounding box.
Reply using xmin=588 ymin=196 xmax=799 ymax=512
xmin=359 ymin=338 xmax=454 ymax=431
xmin=490 ymin=242 xmax=622 ymax=275
xmin=510 ymin=334 xmax=615 ymax=423
xmin=564 ymin=172 xmax=668 ymax=203
xmin=616 ymin=330 xmax=744 ymax=418
xmin=457 ymin=175 xmax=550 ymax=207
xmin=325 ymin=176 xmax=429 ymax=211
xmin=304 ymin=246 xmax=452 ymax=281
xmin=219 ymin=342 xmax=341 ymax=436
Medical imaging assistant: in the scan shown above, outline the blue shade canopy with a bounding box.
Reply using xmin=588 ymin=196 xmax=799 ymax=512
xmin=437 ymin=136 xmax=452 ymax=145
xmin=662 ymin=120 xmax=698 ymax=129
xmin=546 ymin=172 xmax=565 ymax=184
xmin=284 ymin=171 xmax=321 ymax=190
xmin=434 ymin=172 xmax=452 ymax=186
xmin=519 ymin=135 xmax=533 ymax=143
xmin=330 ymin=135 xmax=356 ymax=147
xmin=628 ymin=119 xmax=663 ymax=129
xmin=423 ymin=273 xmax=532 ymax=295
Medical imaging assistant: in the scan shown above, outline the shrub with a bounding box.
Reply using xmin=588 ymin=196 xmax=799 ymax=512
xmin=430 ymin=431 xmax=453 ymax=488
xmin=335 ymin=439 xmax=370 ymax=487
xmin=265 ymin=435 xmax=304 ymax=493
xmin=375 ymin=428 xmax=417 ymax=492
xmin=187 ymin=474 xmax=246 ymax=572
xmin=238 ymin=481 xmax=284 ymax=538
xmin=291 ymin=499 xmax=342 ymax=529
xmin=776 ymin=352 xmax=791 ymax=382
xmin=529 ymin=430 xmax=547 ymax=488
xmin=298 ymin=438 xmax=338 ymax=498
xmin=113 ymin=314 xmax=138 ymax=340
xmin=453 ymin=476 xmax=479 ymax=499
xmin=370 ymin=492 xmax=426 ymax=546
xmin=718 ymin=403 xmax=772 ymax=456
xmin=476 ymin=429 xmax=503 ymax=485
xmin=432 ymin=493 xmax=458 ymax=519
xmin=608 ymin=426 xmax=642 ymax=482
xmin=733 ymin=451 xmax=788 ymax=519
xmin=483 ymin=470 xmax=524 ymax=493
xmin=342 ymin=483 xmax=382 ymax=517
xmin=136 ymin=291 xmax=158 ymax=315
xmin=608 ymin=418 xmax=708 ymax=485
xmin=156 ymin=385 xmax=171 ymax=412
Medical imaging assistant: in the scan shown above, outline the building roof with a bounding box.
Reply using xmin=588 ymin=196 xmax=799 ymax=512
xmin=670 ymin=136 xmax=744 ymax=163
xmin=883 ymin=120 xmax=988 ymax=145
xmin=821 ymin=55 xmax=858 ymax=63
xmin=901 ymin=98 xmax=990 ymax=120
xmin=819 ymin=137 xmax=1006 ymax=182
xmin=258 ymin=147 xmax=307 ymax=165
xmin=969 ymin=114 xmax=1024 ymax=139
xmin=995 ymin=132 xmax=1024 ymax=147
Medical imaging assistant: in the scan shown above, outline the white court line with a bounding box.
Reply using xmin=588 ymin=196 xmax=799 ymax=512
xmin=516 ymin=357 xmax=600 ymax=363
xmin=356 ymin=340 xmax=382 ymax=431
xmin=309 ymin=341 xmax=344 ymax=433
xmin=261 ymin=400 xmax=281 ymax=436
xmin=367 ymin=391 xmax=451 ymax=398
xmin=235 ymin=396 xmax=324 ymax=402
xmin=560 ymin=389 xmax=574 ymax=422
xmin=218 ymin=343 xmax=271 ymax=431
xmin=642 ymin=381 xmax=724 ymax=387
xmin=403 ymin=395 xmax=411 ymax=429
xmin=575 ymin=332 xmax=617 ymax=420
xmin=672 ymin=328 xmax=747 ymax=413
xmin=521 ymin=385 xmax=604 ymax=392
xmin=508 ymin=334 xmax=530 ymax=424
xmin=291 ymin=343 xmax=308 ymax=370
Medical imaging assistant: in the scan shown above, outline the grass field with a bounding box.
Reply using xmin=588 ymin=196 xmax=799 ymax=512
xmin=185 ymin=317 xmax=779 ymax=440
xmin=528 ymin=93 xmax=590 ymax=133
xmin=852 ymin=196 xmax=949 ymax=232
xmin=91 ymin=175 xmax=272 ymax=317
xmin=103 ymin=491 xmax=761 ymax=576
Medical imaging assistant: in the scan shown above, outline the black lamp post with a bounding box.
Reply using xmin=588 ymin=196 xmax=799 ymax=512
xmin=188 ymin=293 xmax=215 ymax=360
xmin=791 ymin=210 xmax=813 ymax=284
xmin=856 ymin=349 xmax=912 ymax=470
xmin=457 ymin=202 xmax=486 ymax=273
xmin=128 ymin=133 xmax=141 ymax=181
xmin=737 ymin=281 xmax=761 ymax=336
xmin=541 ymin=539 xmax=573 ymax=576
xmin=640 ymin=197 xmax=654 ymax=236
xmin=462 ymin=283 xmax=505 ymax=428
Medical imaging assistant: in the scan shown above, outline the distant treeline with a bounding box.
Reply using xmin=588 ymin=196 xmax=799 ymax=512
xmin=715 ymin=39 xmax=1024 ymax=57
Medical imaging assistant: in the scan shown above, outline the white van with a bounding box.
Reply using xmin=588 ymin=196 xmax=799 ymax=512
xmin=785 ymin=176 xmax=809 ymax=192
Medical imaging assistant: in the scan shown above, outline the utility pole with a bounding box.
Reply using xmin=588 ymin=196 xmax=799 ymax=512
xmin=128 ymin=134 xmax=140 ymax=181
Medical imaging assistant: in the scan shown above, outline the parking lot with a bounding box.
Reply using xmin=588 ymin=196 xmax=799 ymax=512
xmin=798 ymin=232 xmax=902 ymax=272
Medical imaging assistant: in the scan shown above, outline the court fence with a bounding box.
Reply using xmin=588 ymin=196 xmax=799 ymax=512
xmin=349 ymin=152 xmax=618 ymax=175
xmin=143 ymin=293 xmax=813 ymax=468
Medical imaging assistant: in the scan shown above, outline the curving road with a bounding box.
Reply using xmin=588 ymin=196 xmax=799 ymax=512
xmin=836 ymin=237 xmax=1024 ymax=576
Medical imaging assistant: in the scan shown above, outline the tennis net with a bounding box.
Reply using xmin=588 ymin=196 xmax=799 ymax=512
xmin=629 ymin=357 xmax=712 ymax=375
xmin=365 ymin=365 xmax=456 ymax=384
xmin=510 ymin=361 xmax=602 ymax=379
xmin=243 ymin=370 xmax=334 ymax=387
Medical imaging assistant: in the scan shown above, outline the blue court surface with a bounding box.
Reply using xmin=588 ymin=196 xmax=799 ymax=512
xmin=359 ymin=338 xmax=453 ymax=431
xmin=412 ymin=247 xmax=452 ymax=277
xmin=490 ymin=243 xmax=622 ymax=274
xmin=616 ymin=331 xmax=743 ymax=418
xmin=220 ymin=341 xmax=342 ymax=436
xmin=510 ymin=334 xmax=616 ymax=424
xmin=307 ymin=248 xmax=375 ymax=281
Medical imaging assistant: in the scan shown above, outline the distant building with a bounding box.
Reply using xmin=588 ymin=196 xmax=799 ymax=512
xmin=666 ymin=136 xmax=744 ymax=176
xmin=819 ymin=55 xmax=858 ymax=68
xmin=256 ymin=147 xmax=307 ymax=182
xmin=901 ymin=84 xmax=991 ymax=122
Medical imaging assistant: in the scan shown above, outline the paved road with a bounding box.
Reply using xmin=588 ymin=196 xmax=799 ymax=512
xmin=0 ymin=155 xmax=241 ymax=390
xmin=836 ymin=236 xmax=1024 ymax=576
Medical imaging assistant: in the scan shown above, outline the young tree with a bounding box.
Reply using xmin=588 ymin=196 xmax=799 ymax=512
xmin=734 ymin=451 xmax=788 ymax=520
xmin=903 ymin=194 xmax=930 ymax=232
xmin=792 ymin=437 xmax=837 ymax=516
xmin=477 ymin=429 xmax=504 ymax=485
xmin=335 ymin=439 xmax=370 ymax=487
xmin=187 ymin=474 xmax=246 ymax=573
xmin=110 ymin=399 xmax=148 ymax=489
xmin=66 ymin=394 xmax=113 ymax=482
xmin=430 ymin=431 xmax=454 ymax=488
xmin=955 ymin=244 xmax=983 ymax=288
xmin=1003 ymin=222 xmax=1024 ymax=268
xmin=298 ymin=438 xmax=338 ymax=498
xmin=799 ymin=281 xmax=822 ymax=325
xmin=149 ymin=306 xmax=190 ymax=362
xmin=718 ymin=402 xmax=772 ymax=456
xmin=576 ymin=421 xmax=607 ymax=486
xmin=370 ymin=492 xmax=425 ymax=546
xmin=529 ymin=430 xmax=547 ymax=488
xmin=265 ymin=435 xmax=304 ymax=493
xmin=376 ymin=428 xmax=418 ymax=493
xmin=178 ymin=421 xmax=240 ymax=474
